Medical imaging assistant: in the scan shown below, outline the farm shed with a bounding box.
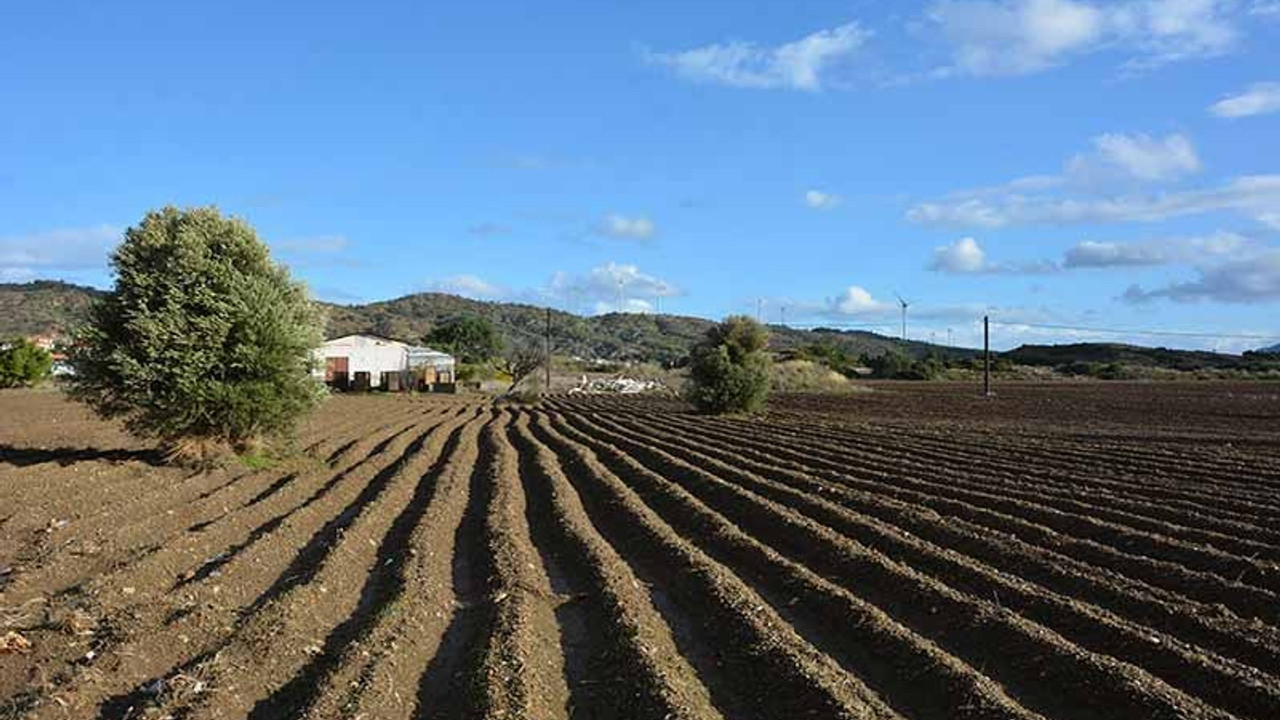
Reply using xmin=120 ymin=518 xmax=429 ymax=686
xmin=407 ymin=346 xmax=456 ymax=387
xmin=315 ymin=334 xmax=455 ymax=392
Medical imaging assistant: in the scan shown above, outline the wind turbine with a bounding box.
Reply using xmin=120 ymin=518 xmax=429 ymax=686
xmin=894 ymin=292 xmax=911 ymax=341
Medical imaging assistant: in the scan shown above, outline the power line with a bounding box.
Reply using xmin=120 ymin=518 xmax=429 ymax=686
xmin=777 ymin=321 xmax=901 ymax=330
xmin=987 ymin=320 xmax=1280 ymax=343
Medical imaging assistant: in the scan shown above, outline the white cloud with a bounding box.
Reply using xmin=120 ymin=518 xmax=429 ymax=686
xmin=926 ymin=0 xmax=1241 ymax=76
xmin=1210 ymin=82 xmax=1280 ymax=118
xmin=931 ymin=237 xmax=988 ymax=272
xmin=1113 ymin=0 xmax=1240 ymax=69
xmin=930 ymin=236 xmax=1063 ymax=274
xmin=829 ymin=286 xmax=895 ymax=316
xmin=594 ymin=298 xmax=656 ymax=315
xmin=1124 ymin=250 xmax=1280 ymax=303
xmin=804 ymin=190 xmax=841 ymax=210
xmin=908 ymin=175 xmax=1280 ymax=229
xmin=1070 ymin=132 xmax=1201 ymax=183
xmin=0 ymin=267 xmax=37 ymax=283
xmin=422 ymin=263 xmax=680 ymax=315
xmin=424 ymin=274 xmax=510 ymax=301
xmin=595 ymin=214 xmax=657 ymax=241
xmin=644 ymin=22 xmax=871 ymax=91
xmin=911 ymin=131 xmax=1206 ymax=230
xmin=1063 ymin=231 xmax=1254 ymax=268
xmin=0 ymin=224 xmax=121 ymax=280
xmin=549 ymin=262 xmax=681 ymax=314
xmin=928 ymin=0 xmax=1105 ymax=76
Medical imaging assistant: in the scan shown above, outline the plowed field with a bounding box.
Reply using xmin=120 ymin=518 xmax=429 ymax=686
xmin=2 ymin=383 xmax=1279 ymax=719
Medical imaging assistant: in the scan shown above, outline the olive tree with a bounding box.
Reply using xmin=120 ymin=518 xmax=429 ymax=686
xmin=686 ymin=315 xmax=772 ymax=414
xmin=67 ymin=206 xmax=325 ymax=462
xmin=426 ymin=314 xmax=503 ymax=364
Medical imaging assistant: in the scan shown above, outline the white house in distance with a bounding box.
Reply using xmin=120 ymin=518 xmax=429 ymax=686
xmin=315 ymin=334 xmax=456 ymax=392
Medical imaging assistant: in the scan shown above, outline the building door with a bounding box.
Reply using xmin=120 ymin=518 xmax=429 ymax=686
xmin=325 ymin=356 xmax=349 ymax=381
xmin=352 ymin=371 xmax=371 ymax=392
xmin=325 ymin=356 xmax=350 ymax=390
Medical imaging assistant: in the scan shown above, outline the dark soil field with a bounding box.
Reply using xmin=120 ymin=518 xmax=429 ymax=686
xmin=2 ymin=383 xmax=1279 ymax=719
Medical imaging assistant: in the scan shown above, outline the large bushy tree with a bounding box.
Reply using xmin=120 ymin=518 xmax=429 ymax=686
xmin=426 ymin=314 xmax=503 ymax=363
xmin=687 ymin=315 xmax=772 ymax=414
xmin=0 ymin=338 xmax=53 ymax=388
xmin=68 ymin=206 xmax=325 ymax=461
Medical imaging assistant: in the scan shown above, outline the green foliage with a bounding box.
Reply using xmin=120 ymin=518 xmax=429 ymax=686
xmin=687 ymin=315 xmax=772 ymax=414
xmin=0 ymin=338 xmax=53 ymax=388
xmin=238 ymin=451 xmax=278 ymax=471
xmin=67 ymin=206 xmax=326 ymax=453
xmin=426 ymin=314 xmax=504 ymax=363
xmin=865 ymin=350 xmax=945 ymax=380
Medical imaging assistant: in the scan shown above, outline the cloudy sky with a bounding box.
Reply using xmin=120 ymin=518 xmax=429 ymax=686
xmin=4 ymin=0 xmax=1280 ymax=350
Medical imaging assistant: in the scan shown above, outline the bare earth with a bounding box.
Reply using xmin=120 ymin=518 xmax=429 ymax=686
xmin=2 ymin=383 xmax=1279 ymax=719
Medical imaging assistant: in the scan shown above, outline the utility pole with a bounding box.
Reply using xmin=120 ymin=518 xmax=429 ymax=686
xmin=781 ymin=304 xmax=787 ymax=327
xmin=544 ymin=307 xmax=552 ymax=393
xmin=757 ymin=298 xmax=763 ymax=324
xmin=616 ymin=280 xmax=624 ymax=314
xmin=947 ymin=328 xmax=953 ymax=347
xmin=983 ymin=315 xmax=991 ymax=397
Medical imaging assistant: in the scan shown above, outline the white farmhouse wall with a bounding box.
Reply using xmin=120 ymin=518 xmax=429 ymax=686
xmin=316 ymin=335 xmax=409 ymax=388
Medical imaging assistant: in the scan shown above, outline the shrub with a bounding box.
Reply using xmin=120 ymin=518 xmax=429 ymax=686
xmin=687 ymin=315 xmax=772 ymax=414
xmin=67 ymin=206 xmax=325 ymax=462
xmin=865 ymin=349 xmax=945 ymax=380
xmin=771 ymin=359 xmax=862 ymax=394
xmin=0 ymin=338 xmax=53 ymax=388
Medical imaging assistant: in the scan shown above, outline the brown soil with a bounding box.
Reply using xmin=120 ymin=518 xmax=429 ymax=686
xmin=2 ymin=383 xmax=1279 ymax=719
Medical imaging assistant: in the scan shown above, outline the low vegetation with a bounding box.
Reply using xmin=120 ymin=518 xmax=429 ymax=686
xmin=770 ymin=359 xmax=862 ymax=394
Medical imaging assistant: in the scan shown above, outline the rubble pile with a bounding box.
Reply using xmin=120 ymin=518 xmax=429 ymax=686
xmin=568 ymin=374 xmax=672 ymax=395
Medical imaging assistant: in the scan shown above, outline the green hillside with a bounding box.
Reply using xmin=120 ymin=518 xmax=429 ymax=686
xmin=1005 ymin=343 xmax=1271 ymax=371
xmin=0 ymin=280 xmax=929 ymax=363
xmin=0 ymin=281 xmax=104 ymax=336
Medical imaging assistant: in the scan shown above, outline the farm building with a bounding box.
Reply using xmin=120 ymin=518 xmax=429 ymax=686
xmin=315 ymin=334 xmax=456 ymax=392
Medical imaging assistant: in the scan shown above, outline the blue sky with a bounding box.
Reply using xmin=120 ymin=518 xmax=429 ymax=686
xmin=3 ymin=0 xmax=1280 ymax=350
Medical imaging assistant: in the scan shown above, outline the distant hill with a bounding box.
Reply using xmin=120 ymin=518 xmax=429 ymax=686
xmin=8 ymin=280 xmax=1273 ymax=371
xmin=1259 ymin=343 xmax=1280 ymax=354
xmin=1005 ymin=343 xmax=1259 ymax=371
xmin=0 ymin=280 xmax=935 ymax=363
xmin=0 ymin=281 xmax=104 ymax=336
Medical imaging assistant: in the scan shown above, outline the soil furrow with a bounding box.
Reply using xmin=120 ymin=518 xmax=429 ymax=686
xmin=572 ymin=411 xmax=1280 ymax=720
xmin=19 ymin=410 xmax=467 ymax=720
xmin=642 ymin=411 xmax=1280 ymax=614
xmin=509 ymin=413 xmax=724 ymax=720
xmin=527 ymin=413 xmax=902 ymax=720
xmin=613 ymin=409 xmax=1280 ymax=675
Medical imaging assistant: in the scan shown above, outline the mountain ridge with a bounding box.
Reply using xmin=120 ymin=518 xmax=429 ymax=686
xmin=4 ymin=280 xmax=1272 ymax=368
xmin=0 ymin=280 xmax=935 ymax=362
